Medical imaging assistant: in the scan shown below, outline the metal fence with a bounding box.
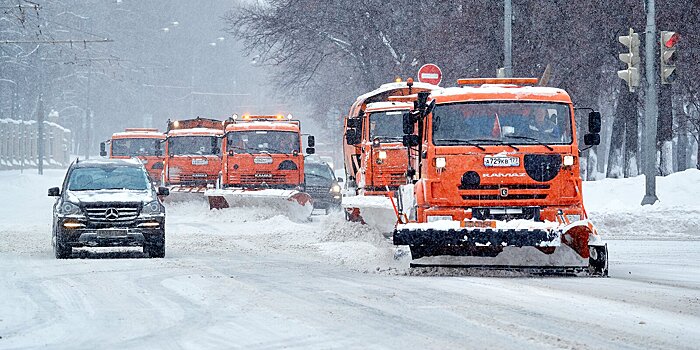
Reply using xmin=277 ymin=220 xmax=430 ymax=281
xmin=0 ymin=118 xmax=72 ymax=170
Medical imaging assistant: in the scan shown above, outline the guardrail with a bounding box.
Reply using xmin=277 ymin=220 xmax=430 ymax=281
xmin=0 ymin=118 xmax=72 ymax=170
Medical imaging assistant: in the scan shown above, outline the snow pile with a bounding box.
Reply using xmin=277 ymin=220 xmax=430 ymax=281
xmin=583 ymin=169 xmax=700 ymax=240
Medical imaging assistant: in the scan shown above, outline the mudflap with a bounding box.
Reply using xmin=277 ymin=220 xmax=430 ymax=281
xmin=588 ymin=244 xmax=608 ymax=277
xmin=563 ymin=221 xmax=609 ymax=277
xmin=204 ymin=188 xmax=313 ymax=221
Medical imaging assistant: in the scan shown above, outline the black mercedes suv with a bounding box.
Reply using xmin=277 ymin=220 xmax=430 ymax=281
xmin=304 ymin=160 xmax=342 ymax=213
xmin=49 ymin=158 xmax=169 ymax=258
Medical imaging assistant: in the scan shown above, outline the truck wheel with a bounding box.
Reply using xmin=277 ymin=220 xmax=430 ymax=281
xmin=53 ymin=231 xmax=72 ymax=259
xmin=145 ymin=234 xmax=165 ymax=258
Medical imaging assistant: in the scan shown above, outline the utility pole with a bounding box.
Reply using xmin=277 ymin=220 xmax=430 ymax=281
xmin=642 ymin=0 xmax=659 ymax=205
xmin=37 ymin=46 xmax=45 ymax=175
xmin=503 ymin=0 xmax=513 ymax=78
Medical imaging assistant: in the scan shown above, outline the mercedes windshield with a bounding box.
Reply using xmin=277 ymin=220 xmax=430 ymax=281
xmin=68 ymin=166 xmax=150 ymax=191
xmin=431 ymin=102 xmax=573 ymax=146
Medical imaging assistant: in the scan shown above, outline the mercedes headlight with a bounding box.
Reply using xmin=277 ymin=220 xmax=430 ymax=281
xmin=59 ymin=201 xmax=82 ymax=216
xmin=330 ymin=184 xmax=341 ymax=193
xmin=142 ymin=200 xmax=163 ymax=215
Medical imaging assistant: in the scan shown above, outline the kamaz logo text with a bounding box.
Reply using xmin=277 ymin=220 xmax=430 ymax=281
xmin=482 ymin=173 xmax=527 ymax=178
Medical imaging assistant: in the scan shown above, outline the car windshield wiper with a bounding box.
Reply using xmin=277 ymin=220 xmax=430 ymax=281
xmin=434 ymin=138 xmax=486 ymax=151
xmin=229 ymin=145 xmax=294 ymax=156
xmin=504 ymin=135 xmax=554 ymax=151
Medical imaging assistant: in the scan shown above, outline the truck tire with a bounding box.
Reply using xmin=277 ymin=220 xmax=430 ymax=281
xmin=144 ymin=234 xmax=165 ymax=258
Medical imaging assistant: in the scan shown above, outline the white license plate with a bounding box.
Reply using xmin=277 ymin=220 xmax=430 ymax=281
xmin=255 ymin=173 xmax=273 ymax=178
xmin=484 ymin=156 xmax=520 ymax=167
xmin=97 ymin=229 xmax=127 ymax=238
xmin=254 ymin=156 xmax=273 ymax=164
xmin=192 ymin=159 xmax=208 ymax=165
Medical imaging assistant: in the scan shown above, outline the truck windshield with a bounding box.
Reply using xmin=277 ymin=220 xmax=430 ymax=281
xmin=111 ymin=138 xmax=160 ymax=156
xmin=68 ymin=166 xmax=149 ymax=191
xmin=167 ymin=136 xmax=219 ymax=156
xmin=432 ymin=102 xmax=573 ymax=146
xmin=227 ymin=131 xmax=300 ymax=154
xmin=369 ymin=110 xmax=407 ymax=141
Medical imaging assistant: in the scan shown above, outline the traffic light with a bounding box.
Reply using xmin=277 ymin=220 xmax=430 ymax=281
xmin=660 ymin=31 xmax=679 ymax=84
xmin=617 ymin=28 xmax=640 ymax=92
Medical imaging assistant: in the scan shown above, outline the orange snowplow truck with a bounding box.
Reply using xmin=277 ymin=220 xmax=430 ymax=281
xmin=205 ymin=114 xmax=316 ymax=220
xmin=163 ymin=117 xmax=224 ymax=195
xmin=100 ymin=128 xmax=166 ymax=182
xmin=342 ymin=79 xmax=439 ymax=226
xmin=393 ymin=78 xmax=608 ymax=275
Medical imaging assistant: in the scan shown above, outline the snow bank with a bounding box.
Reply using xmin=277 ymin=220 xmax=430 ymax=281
xmin=583 ymin=169 xmax=700 ymax=240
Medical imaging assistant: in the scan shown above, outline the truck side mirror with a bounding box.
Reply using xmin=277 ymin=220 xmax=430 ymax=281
xmin=306 ymin=147 xmax=316 ymax=155
xmin=99 ymin=142 xmax=107 ymax=157
xmin=584 ymin=133 xmax=600 ymax=146
xmin=154 ymin=140 xmax=162 ymax=157
xmin=48 ymin=187 xmax=60 ymax=197
xmin=157 ymin=186 xmax=170 ymax=196
xmin=345 ymin=129 xmax=360 ymax=145
xmin=346 ymin=118 xmax=360 ymax=129
xmin=307 ymin=135 xmax=315 ymax=147
xmin=403 ymin=112 xmax=415 ymax=135
xmin=402 ymin=134 xmax=420 ymax=147
xmin=588 ymin=111 xmax=601 ymax=134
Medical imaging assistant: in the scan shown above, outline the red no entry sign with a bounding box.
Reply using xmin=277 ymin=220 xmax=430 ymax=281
xmin=417 ymin=64 xmax=442 ymax=85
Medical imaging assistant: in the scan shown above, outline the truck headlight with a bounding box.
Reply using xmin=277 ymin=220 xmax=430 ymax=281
xmin=378 ymin=151 xmax=387 ymax=160
xmin=435 ymin=157 xmax=446 ymax=169
xmin=330 ymin=184 xmax=341 ymax=193
xmin=59 ymin=201 xmax=82 ymax=216
xmin=563 ymin=155 xmax=575 ymax=166
xmin=142 ymin=200 xmax=163 ymax=215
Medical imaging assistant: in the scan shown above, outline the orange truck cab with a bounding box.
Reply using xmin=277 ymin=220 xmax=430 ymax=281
xmin=343 ymin=80 xmax=439 ymax=192
xmin=394 ymin=78 xmax=607 ymax=275
xmin=352 ymin=101 xmax=413 ymax=195
xmin=163 ymin=117 xmax=224 ymax=191
xmin=220 ymin=114 xmax=314 ymax=190
xmin=100 ymin=128 xmax=166 ymax=182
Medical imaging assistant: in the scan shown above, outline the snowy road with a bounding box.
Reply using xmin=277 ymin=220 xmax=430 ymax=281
xmin=1 ymin=170 xmax=699 ymax=349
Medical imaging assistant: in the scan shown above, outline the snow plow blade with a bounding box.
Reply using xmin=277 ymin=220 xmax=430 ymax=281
xmin=393 ymin=220 xmax=608 ymax=276
xmin=162 ymin=185 xmax=209 ymax=203
xmin=342 ymin=195 xmax=398 ymax=237
xmin=394 ymin=227 xmax=561 ymax=247
xmin=204 ymin=188 xmax=313 ymax=221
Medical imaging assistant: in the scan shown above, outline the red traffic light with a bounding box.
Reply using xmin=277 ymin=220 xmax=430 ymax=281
xmin=664 ymin=32 xmax=679 ymax=48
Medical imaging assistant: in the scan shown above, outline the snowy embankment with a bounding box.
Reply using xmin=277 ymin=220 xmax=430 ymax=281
xmin=583 ymin=169 xmax=700 ymax=241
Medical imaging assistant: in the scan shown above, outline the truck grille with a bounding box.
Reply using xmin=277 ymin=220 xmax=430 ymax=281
xmin=461 ymin=194 xmax=548 ymax=201
xmin=237 ymin=173 xmax=288 ymax=185
xmin=175 ymin=173 xmax=218 ymax=182
xmin=306 ymin=185 xmax=329 ymax=196
xmin=373 ymin=172 xmax=405 ymax=186
xmin=84 ymin=204 xmax=140 ymax=224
